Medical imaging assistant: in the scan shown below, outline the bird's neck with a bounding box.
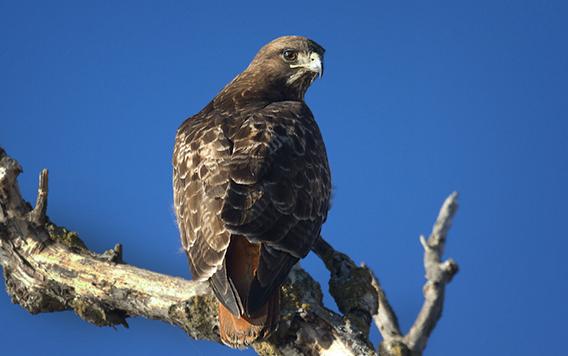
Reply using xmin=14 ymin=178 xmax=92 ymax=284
xmin=212 ymin=70 xmax=308 ymax=111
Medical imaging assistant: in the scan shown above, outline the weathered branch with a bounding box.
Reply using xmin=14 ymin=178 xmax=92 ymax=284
xmin=404 ymin=193 xmax=459 ymax=352
xmin=369 ymin=192 xmax=459 ymax=356
xmin=0 ymin=148 xmax=375 ymax=355
xmin=368 ymin=268 xmax=401 ymax=340
xmin=0 ymin=147 xmax=459 ymax=355
xmin=29 ymin=168 xmax=48 ymax=225
xmin=312 ymin=237 xmax=378 ymax=340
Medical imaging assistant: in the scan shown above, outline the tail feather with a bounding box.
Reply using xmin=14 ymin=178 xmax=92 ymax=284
xmin=218 ymin=290 xmax=279 ymax=348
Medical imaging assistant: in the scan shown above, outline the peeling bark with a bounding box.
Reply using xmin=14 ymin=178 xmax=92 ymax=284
xmin=0 ymin=148 xmax=459 ymax=355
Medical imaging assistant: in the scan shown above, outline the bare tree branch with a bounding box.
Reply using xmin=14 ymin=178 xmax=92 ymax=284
xmin=0 ymin=148 xmax=459 ymax=355
xmin=29 ymin=168 xmax=48 ymax=225
xmin=404 ymin=193 xmax=459 ymax=353
xmin=0 ymin=148 xmax=375 ymax=356
xmin=368 ymin=268 xmax=401 ymax=340
xmin=368 ymin=192 xmax=459 ymax=356
xmin=312 ymin=237 xmax=378 ymax=339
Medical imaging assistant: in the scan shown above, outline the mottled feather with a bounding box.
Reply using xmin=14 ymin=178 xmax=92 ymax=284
xmin=173 ymin=36 xmax=331 ymax=342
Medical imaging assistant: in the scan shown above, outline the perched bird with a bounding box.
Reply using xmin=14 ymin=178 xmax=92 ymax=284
xmin=173 ymin=36 xmax=331 ymax=347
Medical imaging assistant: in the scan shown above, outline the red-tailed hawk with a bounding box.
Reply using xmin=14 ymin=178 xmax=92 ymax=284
xmin=173 ymin=36 xmax=331 ymax=347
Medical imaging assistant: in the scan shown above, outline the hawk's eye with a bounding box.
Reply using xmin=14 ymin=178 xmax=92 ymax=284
xmin=282 ymin=49 xmax=298 ymax=62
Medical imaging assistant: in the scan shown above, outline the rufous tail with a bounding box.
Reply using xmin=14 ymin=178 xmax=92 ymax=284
xmin=218 ymin=290 xmax=279 ymax=348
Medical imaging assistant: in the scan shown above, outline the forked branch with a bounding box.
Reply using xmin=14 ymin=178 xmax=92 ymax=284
xmin=0 ymin=148 xmax=459 ymax=355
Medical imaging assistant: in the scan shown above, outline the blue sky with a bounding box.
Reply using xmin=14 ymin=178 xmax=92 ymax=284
xmin=1 ymin=1 xmax=567 ymax=355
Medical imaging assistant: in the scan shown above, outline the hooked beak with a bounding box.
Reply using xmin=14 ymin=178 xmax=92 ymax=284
xmin=290 ymin=52 xmax=323 ymax=79
xmin=307 ymin=52 xmax=323 ymax=78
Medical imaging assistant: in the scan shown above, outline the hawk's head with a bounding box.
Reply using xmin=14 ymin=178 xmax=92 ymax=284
xmin=243 ymin=36 xmax=325 ymax=101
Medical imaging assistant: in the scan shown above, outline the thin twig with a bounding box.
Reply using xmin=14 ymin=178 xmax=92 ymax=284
xmin=29 ymin=169 xmax=48 ymax=225
xmin=367 ymin=267 xmax=401 ymax=340
xmin=404 ymin=192 xmax=459 ymax=352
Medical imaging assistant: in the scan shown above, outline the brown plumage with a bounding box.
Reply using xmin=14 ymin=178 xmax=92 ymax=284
xmin=172 ymin=36 xmax=331 ymax=347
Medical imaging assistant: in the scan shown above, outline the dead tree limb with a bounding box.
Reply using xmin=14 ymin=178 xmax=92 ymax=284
xmin=0 ymin=147 xmax=459 ymax=355
xmin=372 ymin=192 xmax=460 ymax=356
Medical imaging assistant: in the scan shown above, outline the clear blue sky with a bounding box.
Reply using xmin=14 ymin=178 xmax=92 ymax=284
xmin=1 ymin=1 xmax=567 ymax=355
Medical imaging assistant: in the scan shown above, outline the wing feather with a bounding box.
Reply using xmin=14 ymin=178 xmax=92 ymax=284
xmin=174 ymin=100 xmax=331 ymax=317
xmin=173 ymin=113 xmax=232 ymax=281
xmin=220 ymin=101 xmax=331 ymax=315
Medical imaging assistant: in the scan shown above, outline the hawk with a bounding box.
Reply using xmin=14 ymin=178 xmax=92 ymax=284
xmin=173 ymin=36 xmax=331 ymax=347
